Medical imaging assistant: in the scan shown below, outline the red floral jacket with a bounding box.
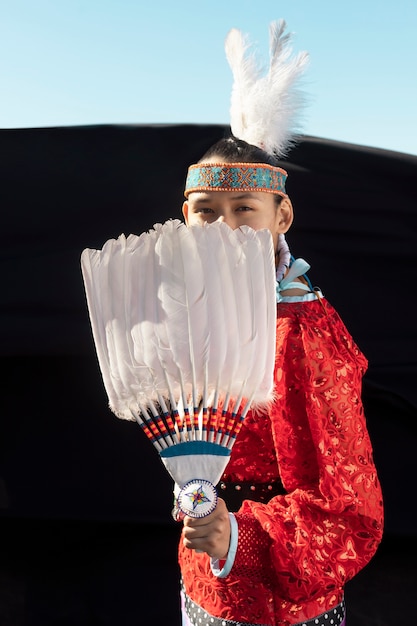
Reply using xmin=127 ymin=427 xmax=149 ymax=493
xmin=179 ymin=297 xmax=384 ymax=625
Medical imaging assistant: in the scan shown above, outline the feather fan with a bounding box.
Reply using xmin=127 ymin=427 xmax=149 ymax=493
xmin=225 ymin=19 xmax=309 ymax=157
xmin=81 ymin=220 xmax=276 ymax=518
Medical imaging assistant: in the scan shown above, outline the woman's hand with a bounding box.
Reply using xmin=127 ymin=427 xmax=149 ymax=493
xmin=182 ymin=498 xmax=231 ymax=559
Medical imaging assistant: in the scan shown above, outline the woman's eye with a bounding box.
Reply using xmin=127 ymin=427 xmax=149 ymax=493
xmin=236 ymin=206 xmax=253 ymax=212
xmin=197 ymin=208 xmax=214 ymax=214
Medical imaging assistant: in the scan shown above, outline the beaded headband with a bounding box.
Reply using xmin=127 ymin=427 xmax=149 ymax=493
xmin=184 ymin=162 xmax=288 ymax=198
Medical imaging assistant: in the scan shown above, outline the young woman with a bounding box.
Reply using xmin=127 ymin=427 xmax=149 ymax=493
xmin=178 ymin=135 xmax=384 ymax=626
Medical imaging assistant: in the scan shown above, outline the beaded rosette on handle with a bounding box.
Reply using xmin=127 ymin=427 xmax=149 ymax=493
xmin=81 ymin=220 xmax=276 ymax=519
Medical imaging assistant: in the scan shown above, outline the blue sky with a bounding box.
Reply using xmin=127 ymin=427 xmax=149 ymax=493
xmin=1 ymin=0 xmax=416 ymax=155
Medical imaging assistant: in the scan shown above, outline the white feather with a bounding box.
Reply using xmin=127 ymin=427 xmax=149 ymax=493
xmin=127 ymin=229 xmax=165 ymax=402
xmin=82 ymin=233 xmax=154 ymax=420
xmin=81 ymin=220 xmax=276 ymax=435
xmin=135 ymin=226 xmax=184 ymax=419
xmin=82 ymin=236 xmax=132 ymax=418
xmin=225 ymin=19 xmax=309 ymax=157
xmin=260 ymin=228 xmax=278 ymax=398
xmin=157 ymin=220 xmax=210 ymax=408
xmin=190 ymin=223 xmax=235 ymax=393
xmin=81 ymin=245 xmax=119 ymax=412
xmin=104 ymin=236 xmax=135 ymax=412
xmin=222 ymin=224 xmax=254 ymax=386
xmin=235 ymin=226 xmax=276 ymax=406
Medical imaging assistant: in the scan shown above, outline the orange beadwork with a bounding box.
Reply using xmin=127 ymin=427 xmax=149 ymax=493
xmin=184 ymin=162 xmax=288 ymax=198
xmin=179 ymin=297 xmax=384 ymax=625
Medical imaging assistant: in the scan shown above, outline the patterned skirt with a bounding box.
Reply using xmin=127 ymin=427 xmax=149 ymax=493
xmin=181 ymin=589 xmax=346 ymax=626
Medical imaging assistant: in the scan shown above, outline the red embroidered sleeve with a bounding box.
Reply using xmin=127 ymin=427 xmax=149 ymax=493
xmin=233 ymin=298 xmax=384 ymax=604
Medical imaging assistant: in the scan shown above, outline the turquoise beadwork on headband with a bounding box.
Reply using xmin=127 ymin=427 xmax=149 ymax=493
xmin=184 ymin=162 xmax=287 ymax=198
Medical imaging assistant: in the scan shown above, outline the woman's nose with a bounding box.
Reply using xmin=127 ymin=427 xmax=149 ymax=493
xmin=216 ymin=214 xmax=237 ymax=229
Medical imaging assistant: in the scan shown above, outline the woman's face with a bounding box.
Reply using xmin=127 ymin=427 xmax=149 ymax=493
xmin=182 ymin=190 xmax=293 ymax=253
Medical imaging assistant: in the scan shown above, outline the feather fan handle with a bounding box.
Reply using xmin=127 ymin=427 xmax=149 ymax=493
xmin=225 ymin=19 xmax=309 ymax=157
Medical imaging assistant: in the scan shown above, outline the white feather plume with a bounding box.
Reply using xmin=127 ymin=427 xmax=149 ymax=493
xmin=225 ymin=19 xmax=309 ymax=157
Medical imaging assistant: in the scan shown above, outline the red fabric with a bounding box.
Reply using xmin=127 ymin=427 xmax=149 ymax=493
xmin=179 ymin=297 xmax=384 ymax=626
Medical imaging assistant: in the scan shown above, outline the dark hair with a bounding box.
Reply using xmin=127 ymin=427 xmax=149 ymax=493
xmin=198 ymin=135 xmax=283 ymax=206
xmin=198 ymin=135 xmax=280 ymax=167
